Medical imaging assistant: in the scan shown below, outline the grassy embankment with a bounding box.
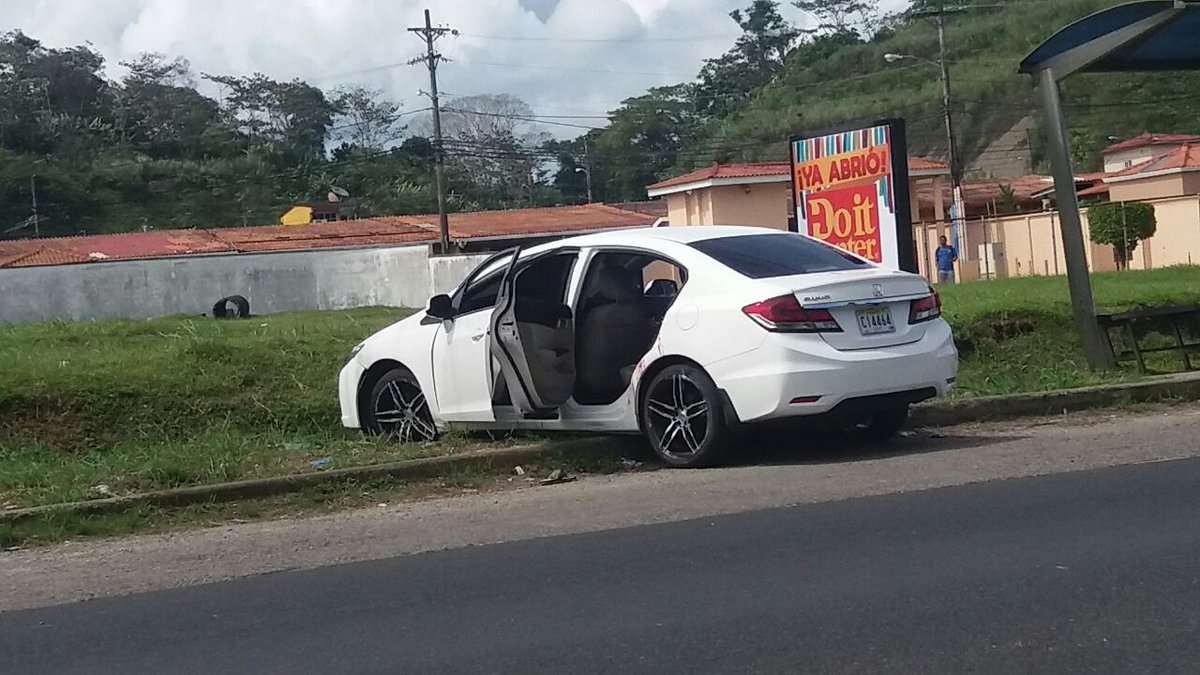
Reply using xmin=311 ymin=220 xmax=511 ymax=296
xmin=2 ymin=266 xmax=1198 ymax=527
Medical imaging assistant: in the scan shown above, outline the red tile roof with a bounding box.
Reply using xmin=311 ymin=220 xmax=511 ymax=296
xmin=1076 ymin=183 xmax=1111 ymax=198
xmin=647 ymin=163 xmax=792 ymax=191
xmin=0 ymin=204 xmax=655 ymax=269
xmin=913 ymin=175 xmax=1053 ymax=218
xmin=908 ymin=157 xmax=950 ymax=173
xmin=647 ymin=158 xmax=949 ymax=192
xmin=1103 ymin=133 xmax=1200 ymax=155
xmin=1109 ymin=144 xmax=1200 ymax=179
xmin=423 ymin=204 xmax=655 ymax=239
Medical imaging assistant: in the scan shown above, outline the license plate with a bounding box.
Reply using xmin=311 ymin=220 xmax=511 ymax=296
xmin=856 ymin=306 xmax=895 ymax=335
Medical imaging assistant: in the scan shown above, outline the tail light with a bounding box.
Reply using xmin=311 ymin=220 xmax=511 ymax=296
xmin=743 ymin=295 xmax=842 ymax=333
xmin=909 ymin=288 xmax=942 ymax=324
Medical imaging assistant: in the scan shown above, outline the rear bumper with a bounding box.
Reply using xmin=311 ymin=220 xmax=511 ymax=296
xmin=339 ymin=358 xmax=366 ymax=429
xmin=708 ymin=320 xmax=958 ymax=423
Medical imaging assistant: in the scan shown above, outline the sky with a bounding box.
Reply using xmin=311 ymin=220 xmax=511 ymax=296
xmin=4 ymin=0 xmax=911 ymax=138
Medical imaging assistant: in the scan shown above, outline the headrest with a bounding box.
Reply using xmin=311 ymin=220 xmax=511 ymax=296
xmin=587 ymin=266 xmax=641 ymax=304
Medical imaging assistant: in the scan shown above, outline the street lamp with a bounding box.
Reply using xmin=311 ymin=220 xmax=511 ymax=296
xmin=575 ymin=166 xmax=593 ymax=204
xmin=883 ymin=13 xmax=966 ymax=269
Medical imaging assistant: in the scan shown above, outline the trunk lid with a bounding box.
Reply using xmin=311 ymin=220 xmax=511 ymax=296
xmin=773 ymin=268 xmax=933 ymax=351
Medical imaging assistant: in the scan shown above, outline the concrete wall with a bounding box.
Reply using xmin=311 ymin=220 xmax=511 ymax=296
xmin=923 ymin=194 xmax=1200 ymax=283
xmin=1136 ymin=195 xmax=1200 ymax=269
xmin=0 ymin=245 xmax=494 ymax=325
xmin=428 ymin=252 xmax=491 ymax=295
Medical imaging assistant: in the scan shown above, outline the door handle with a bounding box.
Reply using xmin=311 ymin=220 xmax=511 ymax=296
xmin=471 ymin=332 xmax=487 ymax=342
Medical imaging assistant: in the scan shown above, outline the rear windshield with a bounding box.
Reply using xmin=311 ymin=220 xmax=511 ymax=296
xmin=691 ymin=233 xmax=869 ymax=279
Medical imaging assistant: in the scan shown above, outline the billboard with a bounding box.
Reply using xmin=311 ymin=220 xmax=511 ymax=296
xmin=789 ymin=120 xmax=916 ymax=272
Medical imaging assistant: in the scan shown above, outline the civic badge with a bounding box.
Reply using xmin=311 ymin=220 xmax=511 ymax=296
xmin=872 ymin=283 xmax=884 ymax=298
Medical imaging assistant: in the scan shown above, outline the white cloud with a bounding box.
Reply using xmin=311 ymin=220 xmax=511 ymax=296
xmin=2 ymin=0 xmax=912 ymax=138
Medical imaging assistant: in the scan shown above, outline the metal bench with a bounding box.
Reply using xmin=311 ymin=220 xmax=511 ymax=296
xmin=1097 ymin=305 xmax=1200 ymax=374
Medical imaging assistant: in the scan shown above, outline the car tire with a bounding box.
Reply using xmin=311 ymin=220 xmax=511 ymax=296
xmin=640 ymin=364 xmax=728 ymax=468
xmin=362 ymin=368 xmax=438 ymax=443
xmin=844 ymin=406 xmax=909 ymax=444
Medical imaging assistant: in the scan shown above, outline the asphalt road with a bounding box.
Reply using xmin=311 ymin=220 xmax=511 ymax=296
xmin=4 ymin=455 xmax=1200 ymax=674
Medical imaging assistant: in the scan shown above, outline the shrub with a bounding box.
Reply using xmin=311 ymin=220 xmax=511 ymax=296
xmin=1088 ymin=202 xmax=1157 ymax=270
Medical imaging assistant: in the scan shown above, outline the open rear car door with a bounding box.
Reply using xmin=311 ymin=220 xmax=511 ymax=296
xmin=489 ymin=248 xmax=577 ymax=417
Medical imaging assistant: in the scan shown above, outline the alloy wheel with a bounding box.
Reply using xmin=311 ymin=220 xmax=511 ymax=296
xmin=373 ymin=377 xmax=437 ymax=443
xmin=645 ymin=372 xmax=711 ymax=460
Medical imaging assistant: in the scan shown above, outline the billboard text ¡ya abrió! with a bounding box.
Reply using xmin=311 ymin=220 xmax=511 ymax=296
xmin=790 ymin=122 xmax=914 ymax=271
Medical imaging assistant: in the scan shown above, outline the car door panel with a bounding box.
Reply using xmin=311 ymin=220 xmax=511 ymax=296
xmin=490 ymin=250 xmax=578 ymax=414
xmin=429 ymin=248 xmax=518 ymax=423
xmin=430 ymin=310 xmax=495 ymax=422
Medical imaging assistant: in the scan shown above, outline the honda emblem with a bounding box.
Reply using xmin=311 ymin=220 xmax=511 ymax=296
xmin=872 ymin=283 xmax=884 ymax=298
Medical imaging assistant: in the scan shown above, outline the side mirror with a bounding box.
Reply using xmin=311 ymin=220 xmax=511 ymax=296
xmin=427 ymin=294 xmax=455 ymax=320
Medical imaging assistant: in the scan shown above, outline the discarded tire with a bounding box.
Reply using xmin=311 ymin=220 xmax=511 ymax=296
xmin=212 ymin=295 xmax=251 ymax=319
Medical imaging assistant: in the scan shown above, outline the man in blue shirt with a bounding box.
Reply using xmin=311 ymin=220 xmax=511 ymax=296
xmin=935 ymin=236 xmax=958 ymax=285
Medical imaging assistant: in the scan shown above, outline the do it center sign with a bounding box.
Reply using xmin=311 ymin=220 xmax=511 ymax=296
xmin=790 ymin=120 xmax=916 ymax=272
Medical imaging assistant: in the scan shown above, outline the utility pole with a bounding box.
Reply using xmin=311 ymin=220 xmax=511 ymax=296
xmin=935 ymin=11 xmax=966 ymax=270
xmin=885 ymin=7 xmax=967 ymax=271
xmin=30 ymin=175 xmax=40 ymax=238
xmin=408 ymin=9 xmax=455 ymax=254
xmin=584 ymin=137 xmax=594 ymax=203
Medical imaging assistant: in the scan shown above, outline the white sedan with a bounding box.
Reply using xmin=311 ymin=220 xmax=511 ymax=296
xmin=339 ymin=226 xmax=958 ymax=467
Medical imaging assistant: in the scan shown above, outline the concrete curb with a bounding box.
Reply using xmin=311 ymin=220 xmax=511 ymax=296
xmin=910 ymin=371 xmax=1200 ymax=427
xmin=0 ymin=444 xmax=556 ymax=525
xmin=5 ymin=372 xmax=1200 ymax=525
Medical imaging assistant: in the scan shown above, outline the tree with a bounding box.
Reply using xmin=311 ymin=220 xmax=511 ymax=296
xmin=118 ymin=53 xmax=226 ymax=158
xmin=792 ymin=0 xmax=876 ymax=37
xmin=997 ymin=184 xmax=1020 ymax=215
xmin=0 ymin=30 xmax=114 ymax=156
xmin=421 ymin=94 xmax=553 ymax=208
xmin=695 ymin=1 xmax=801 ymax=118
xmin=203 ymin=73 xmax=339 ymax=161
xmin=331 ymin=86 xmax=404 ymax=153
xmin=1088 ymin=202 xmax=1157 ymax=270
xmin=595 ymin=85 xmax=700 ymax=200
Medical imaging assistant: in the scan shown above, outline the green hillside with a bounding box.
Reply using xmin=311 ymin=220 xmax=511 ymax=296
xmin=687 ymin=0 xmax=1200 ymax=174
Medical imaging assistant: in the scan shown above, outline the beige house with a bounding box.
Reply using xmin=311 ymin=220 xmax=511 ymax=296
xmin=1102 ymin=133 xmax=1200 ymax=174
xmin=646 ymin=158 xmax=952 ymax=230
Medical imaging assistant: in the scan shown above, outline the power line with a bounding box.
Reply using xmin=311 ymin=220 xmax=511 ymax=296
xmin=456 ymin=32 xmax=740 ymax=44
xmin=442 ymin=107 xmax=608 ymax=131
xmin=456 ymin=60 xmax=695 ymax=79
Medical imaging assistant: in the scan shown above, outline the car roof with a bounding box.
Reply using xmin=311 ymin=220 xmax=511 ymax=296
xmin=556 ymin=225 xmax=783 ymax=249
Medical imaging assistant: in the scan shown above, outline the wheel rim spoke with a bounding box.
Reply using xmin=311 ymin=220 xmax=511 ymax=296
xmin=646 ymin=398 xmax=675 ymax=420
xmin=672 ymin=374 xmax=687 ymax=409
xmin=680 ymin=420 xmax=701 ymax=453
xmin=386 ymin=381 xmax=405 ymax=409
xmin=411 ymin=415 xmax=437 ymax=440
xmin=660 ymin=420 xmax=683 ymax=450
xmin=684 ymin=400 xmax=709 ymax=421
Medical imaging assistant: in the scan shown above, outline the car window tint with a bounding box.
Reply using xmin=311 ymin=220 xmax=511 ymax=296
xmin=691 ymin=233 xmax=868 ymax=278
xmin=458 ymin=273 xmax=503 ymax=314
xmin=515 ymin=253 xmax=576 ymax=305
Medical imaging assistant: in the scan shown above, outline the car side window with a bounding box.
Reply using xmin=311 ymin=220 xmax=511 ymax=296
xmin=454 ymin=250 xmax=576 ymax=316
xmin=457 ymin=273 xmax=503 ymax=315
